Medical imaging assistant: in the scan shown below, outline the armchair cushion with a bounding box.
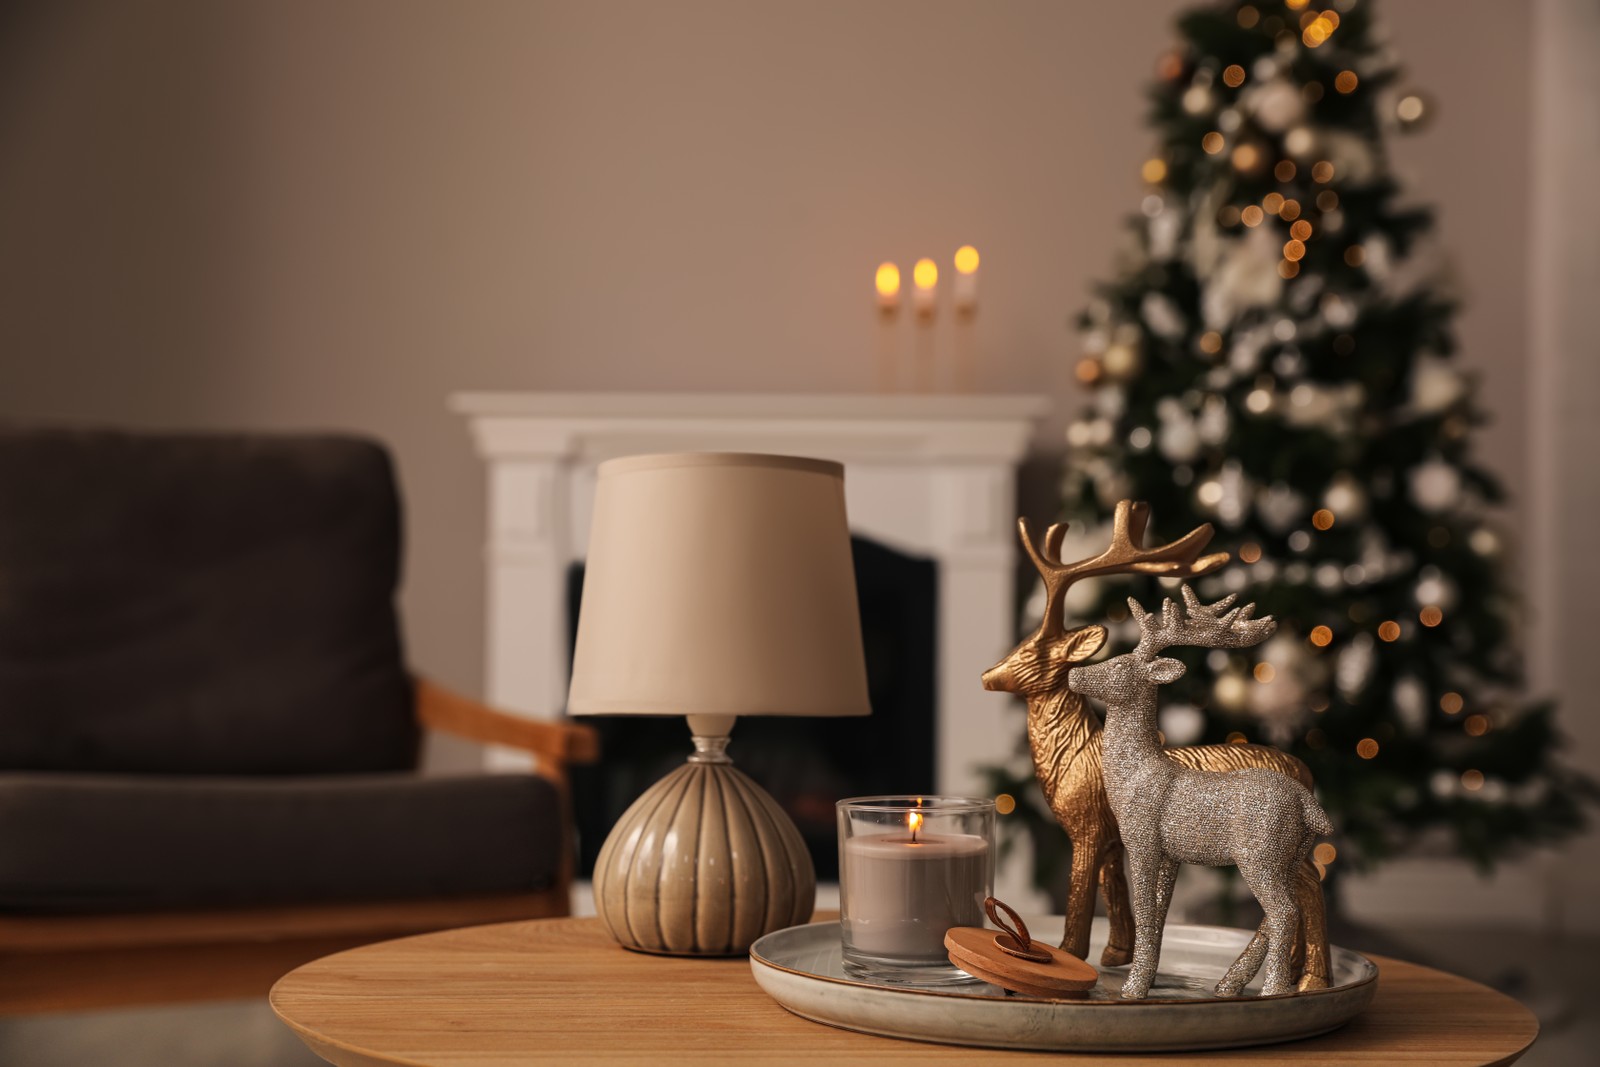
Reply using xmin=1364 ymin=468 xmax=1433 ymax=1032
xmin=0 ymin=772 xmax=562 ymax=912
xmin=0 ymin=427 xmax=416 ymax=774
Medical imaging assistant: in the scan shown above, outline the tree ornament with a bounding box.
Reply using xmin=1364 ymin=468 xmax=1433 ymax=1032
xmin=1141 ymin=292 xmax=1186 ymax=340
xmin=1159 ymin=702 xmax=1206 ymax=745
xmin=1242 ymin=77 xmax=1306 ymax=133
xmin=1394 ymin=89 xmax=1433 ymax=131
xmin=1101 ymin=342 xmax=1141 ymax=381
xmin=1203 ymin=230 xmax=1284 ymax=330
xmin=1409 ymin=355 xmax=1468 ymax=415
xmin=1215 ymin=460 xmax=1250 ymax=527
xmin=1410 ymin=457 xmax=1462 ymax=512
xmin=1247 ymin=630 xmax=1323 ymax=731
xmin=1196 ymin=396 xmax=1231 ymax=445
xmin=1335 ymin=634 xmax=1374 ymax=698
xmin=1322 ymin=473 xmax=1368 ymax=521
xmin=1393 ymin=675 xmax=1428 ymax=735
xmin=1414 ymin=566 xmax=1457 ymax=611
xmin=1256 ymin=482 xmax=1307 ymax=534
xmin=1156 ymin=399 xmax=1201 ymax=463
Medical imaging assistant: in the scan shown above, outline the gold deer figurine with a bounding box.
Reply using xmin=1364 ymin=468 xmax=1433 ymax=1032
xmin=981 ymin=500 xmax=1329 ymax=990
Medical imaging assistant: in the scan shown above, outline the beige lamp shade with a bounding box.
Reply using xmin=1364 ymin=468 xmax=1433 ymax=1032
xmin=567 ymin=452 xmax=870 ymax=720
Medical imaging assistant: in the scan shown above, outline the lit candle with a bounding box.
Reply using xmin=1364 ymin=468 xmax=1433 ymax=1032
xmin=912 ymin=257 xmax=938 ymax=317
xmin=952 ymin=245 xmax=979 ymax=314
xmin=874 ymin=261 xmax=901 ymax=391
xmin=875 ymin=261 xmax=901 ymax=313
xmin=841 ymin=809 xmax=990 ymax=962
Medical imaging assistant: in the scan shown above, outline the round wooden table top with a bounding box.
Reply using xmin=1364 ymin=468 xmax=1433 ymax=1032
xmin=270 ymin=916 xmax=1538 ymax=1067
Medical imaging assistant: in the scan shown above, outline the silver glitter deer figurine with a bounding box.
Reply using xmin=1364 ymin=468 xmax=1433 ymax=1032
xmin=1069 ymin=586 xmax=1332 ymax=999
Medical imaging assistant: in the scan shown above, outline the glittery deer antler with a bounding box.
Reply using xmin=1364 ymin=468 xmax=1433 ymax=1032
xmin=1129 ymin=584 xmax=1276 ymax=659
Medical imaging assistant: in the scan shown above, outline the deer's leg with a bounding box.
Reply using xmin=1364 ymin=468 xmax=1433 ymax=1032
xmin=1154 ymin=855 xmax=1180 ymax=921
xmin=1294 ymin=857 xmax=1329 ymax=991
xmin=1059 ymin=831 xmax=1100 ymax=960
xmin=1215 ymin=919 xmax=1270 ymax=996
xmin=1098 ymin=843 xmax=1134 ymax=968
xmin=1118 ymin=846 xmax=1165 ymax=1000
xmin=1240 ymin=865 xmax=1300 ymax=997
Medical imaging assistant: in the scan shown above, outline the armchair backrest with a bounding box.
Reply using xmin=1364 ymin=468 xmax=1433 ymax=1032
xmin=0 ymin=427 xmax=418 ymax=774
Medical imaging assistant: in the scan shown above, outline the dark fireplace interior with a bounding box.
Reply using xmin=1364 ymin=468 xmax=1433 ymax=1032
xmin=566 ymin=535 xmax=937 ymax=881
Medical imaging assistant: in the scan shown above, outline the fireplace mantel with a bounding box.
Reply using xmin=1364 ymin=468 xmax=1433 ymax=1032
xmin=452 ymin=391 xmax=1049 ymax=801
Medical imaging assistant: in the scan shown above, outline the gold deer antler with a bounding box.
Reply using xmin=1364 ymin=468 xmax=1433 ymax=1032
xmin=1019 ymin=501 xmax=1232 ymax=639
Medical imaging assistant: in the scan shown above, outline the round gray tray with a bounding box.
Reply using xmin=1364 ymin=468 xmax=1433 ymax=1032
xmin=749 ymin=916 xmax=1378 ymax=1053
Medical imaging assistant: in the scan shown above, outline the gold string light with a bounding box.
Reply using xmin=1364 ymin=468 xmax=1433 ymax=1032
xmin=1264 ymin=192 xmax=1286 ymax=214
xmin=1280 ymin=199 xmax=1302 ymax=220
xmin=1278 ymin=260 xmax=1300 ymax=279
xmin=1290 ymin=219 xmax=1313 ymax=240
xmin=1378 ymin=621 xmax=1402 ymax=642
xmin=1242 ymin=205 xmax=1266 ymax=227
xmin=1200 ymin=330 xmax=1224 ymax=354
xmin=1275 ymin=160 xmax=1297 ymax=181
xmin=1223 ymin=64 xmax=1247 ymax=88
xmin=1316 ymin=189 xmax=1339 ymax=211
xmin=1254 ymin=663 xmax=1277 ymax=683
xmin=1239 ymin=541 xmax=1263 ymax=562
xmin=1312 ymin=160 xmax=1336 ymax=183
xmin=1461 ymin=769 xmax=1485 ymax=791
xmin=1309 ymin=625 xmax=1333 ymax=647
xmin=1357 ymin=738 xmax=1379 ymax=759
xmin=1464 ymin=714 xmax=1491 ymax=736
xmin=1141 ymin=158 xmax=1168 ymax=183
xmin=1335 ymin=70 xmax=1359 ymax=94
xmin=1420 ymin=606 xmax=1444 ymax=627
xmin=1202 ymin=131 xmax=1226 ymax=154
xmin=1312 ymin=508 xmax=1334 ymax=529
xmin=1440 ymin=692 xmax=1464 ymax=714
xmin=1344 ymin=245 xmax=1366 ymax=267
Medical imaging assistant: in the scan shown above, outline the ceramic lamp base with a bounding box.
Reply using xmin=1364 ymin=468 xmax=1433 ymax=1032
xmin=592 ymin=729 xmax=815 ymax=956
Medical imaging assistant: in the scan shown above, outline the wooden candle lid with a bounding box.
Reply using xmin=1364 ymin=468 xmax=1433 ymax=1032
xmin=944 ymin=898 xmax=1098 ymax=999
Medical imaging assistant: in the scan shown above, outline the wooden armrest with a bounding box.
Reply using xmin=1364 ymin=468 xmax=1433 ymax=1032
xmin=413 ymin=677 xmax=599 ymax=766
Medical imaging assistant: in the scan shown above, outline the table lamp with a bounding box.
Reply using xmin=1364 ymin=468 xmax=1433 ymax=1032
xmin=568 ymin=452 xmax=871 ymax=956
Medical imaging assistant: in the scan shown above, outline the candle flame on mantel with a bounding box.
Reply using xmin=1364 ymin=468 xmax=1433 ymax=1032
xmin=907 ymin=810 xmax=924 ymax=842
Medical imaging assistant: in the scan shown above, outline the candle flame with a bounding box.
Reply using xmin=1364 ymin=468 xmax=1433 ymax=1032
xmin=913 ymin=258 xmax=938 ymax=290
xmin=875 ymin=262 xmax=901 ymax=298
xmin=907 ymin=810 xmax=923 ymax=841
xmin=954 ymin=245 xmax=979 ymax=274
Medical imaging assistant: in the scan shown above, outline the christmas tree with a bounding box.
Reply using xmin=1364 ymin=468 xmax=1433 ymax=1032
xmin=988 ymin=0 xmax=1593 ymax=903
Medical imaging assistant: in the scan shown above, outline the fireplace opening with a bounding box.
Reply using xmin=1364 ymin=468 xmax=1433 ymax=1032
xmin=566 ymin=535 xmax=937 ymax=880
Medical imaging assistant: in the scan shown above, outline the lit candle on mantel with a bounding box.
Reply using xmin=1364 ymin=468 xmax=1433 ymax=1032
xmin=841 ymin=808 xmax=988 ymax=961
xmin=874 ymin=262 xmax=901 ymax=391
xmin=875 ymin=261 xmax=901 ymax=313
xmin=952 ymin=245 xmax=979 ymax=314
xmin=912 ymin=257 xmax=939 ymax=318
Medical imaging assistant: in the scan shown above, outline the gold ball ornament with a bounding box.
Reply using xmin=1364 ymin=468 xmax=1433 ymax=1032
xmin=1101 ymin=343 xmax=1141 ymax=380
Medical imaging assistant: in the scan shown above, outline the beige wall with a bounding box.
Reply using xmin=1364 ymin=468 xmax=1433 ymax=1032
xmin=0 ymin=0 xmax=1539 ymax=705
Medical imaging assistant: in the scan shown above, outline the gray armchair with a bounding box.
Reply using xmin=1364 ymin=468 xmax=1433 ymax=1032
xmin=0 ymin=427 xmax=596 ymax=1012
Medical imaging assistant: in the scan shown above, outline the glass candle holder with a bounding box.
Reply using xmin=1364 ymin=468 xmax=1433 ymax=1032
xmin=836 ymin=796 xmax=995 ymax=985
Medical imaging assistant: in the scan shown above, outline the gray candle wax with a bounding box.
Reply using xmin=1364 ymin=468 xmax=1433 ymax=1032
xmin=841 ymin=831 xmax=989 ymax=961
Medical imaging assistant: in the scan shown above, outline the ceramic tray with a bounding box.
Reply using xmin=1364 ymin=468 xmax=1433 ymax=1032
xmin=749 ymin=915 xmax=1378 ymax=1053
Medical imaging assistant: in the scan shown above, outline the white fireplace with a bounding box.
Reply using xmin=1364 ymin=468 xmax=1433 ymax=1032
xmin=453 ymin=391 xmax=1048 ymax=806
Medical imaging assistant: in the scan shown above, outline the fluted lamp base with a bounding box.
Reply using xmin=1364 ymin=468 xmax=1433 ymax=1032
xmin=591 ymin=714 xmax=815 ymax=956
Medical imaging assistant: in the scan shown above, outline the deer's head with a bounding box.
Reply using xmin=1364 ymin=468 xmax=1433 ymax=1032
xmin=1068 ymin=585 xmax=1276 ymax=706
xmin=982 ymin=501 xmax=1231 ymax=700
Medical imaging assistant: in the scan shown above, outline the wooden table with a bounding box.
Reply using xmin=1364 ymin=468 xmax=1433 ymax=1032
xmin=271 ymin=917 xmax=1538 ymax=1066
